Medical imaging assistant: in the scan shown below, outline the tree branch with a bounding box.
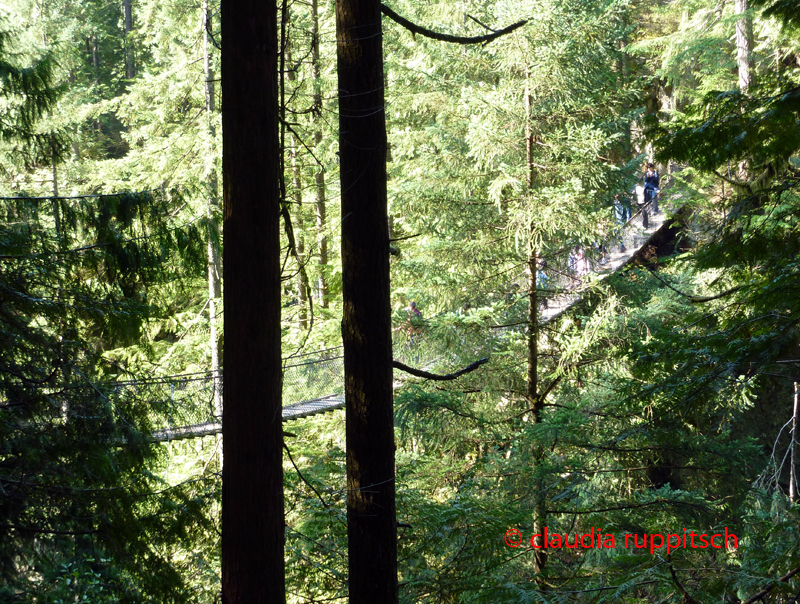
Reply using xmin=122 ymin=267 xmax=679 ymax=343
xmin=389 ymin=233 xmax=421 ymax=243
xmin=546 ymin=498 xmax=707 ymax=515
xmin=645 ymin=267 xmax=745 ymax=304
xmin=1 ymin=523 xmax=98 ymax=536
xmin=466 ymin=14 xmax=497 ymax=32
xmin=392 ymin=357 xmax=489 ymax=381
xmin=284 ymin=443 xmax=329 ymax=509
xmin=669 ymin=564 xmax=703 ymax=604
xmin=380 ymin=5 xmax=526 ymax=45
xmin=741 ymin=563 xmax=800 ymax=604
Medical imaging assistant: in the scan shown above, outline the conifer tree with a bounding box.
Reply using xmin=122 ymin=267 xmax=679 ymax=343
xmin=220 ymin=0 xmax=285 ymax=601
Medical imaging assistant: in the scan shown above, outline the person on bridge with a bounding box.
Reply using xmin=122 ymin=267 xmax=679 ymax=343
xmin=536 ymin=261 xmax=550 ymax=309
xmin=644 ymin=162 xmax=660 ymax=215
xmin=635 ymin=184 xmax=648 ymax=229
xmin=406 ymin=301 xmax=423 ymax=336
xmin=613 ymin=194 xmax=628 ymax=253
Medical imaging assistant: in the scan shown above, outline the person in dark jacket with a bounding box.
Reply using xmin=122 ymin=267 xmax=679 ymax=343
xmin=643 ymin=163 xmax=660 ymax=215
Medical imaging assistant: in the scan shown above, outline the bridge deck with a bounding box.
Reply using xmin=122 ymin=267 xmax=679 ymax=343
xmin=152 ymin=394 xmax=347 ymax=442
xmin=148 ymin=198 xmax=681 ymax=443
xmin=540 ymin=202 xmax=675 ymax=324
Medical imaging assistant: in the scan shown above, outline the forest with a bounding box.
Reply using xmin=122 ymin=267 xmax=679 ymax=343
xmin=1 ymin=0 xmax=800 ymax=602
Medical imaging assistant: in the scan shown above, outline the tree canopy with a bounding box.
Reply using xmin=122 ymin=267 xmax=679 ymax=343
xmin=2 ymin=0 xmax=800 ymax=601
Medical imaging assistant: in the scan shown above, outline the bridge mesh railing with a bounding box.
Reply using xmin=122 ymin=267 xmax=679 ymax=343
xmin=104 ymin=348 xmax=347 ymax=431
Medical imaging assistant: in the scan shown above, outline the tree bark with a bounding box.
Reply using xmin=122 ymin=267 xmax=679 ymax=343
xmin=123 ymin=0 xmax=135 ymax=78
xmin=311 ymin=0 xmax=329 ymax=308
xmin=203 ymin=0 xmax=222 ymax=419
xmin=314 ymin=138 xmax=329 ymax=308
xmin=284 ymin=43 xmax=309 ymax=330
xmin=290 ymin=132 xmax=309 ymax=330
xmin=525 ymin=68 xmax=547 ymax=583
xmin=791 ymin=382 xmax=798 ymax=503
xmin=735 ymin=0 xmax=753 ymax=94
xmin=335 ymin=0 xmax=398 ymax=601
xmin=91 ymin=34 xmax=99 ymax=76
xmin=524 ymin=70 xmax=542 ymax=423
xmin=735 ymin=0 xmax=754 ymax=179
xmin=221 ymin=0 xmax=285 ymax=600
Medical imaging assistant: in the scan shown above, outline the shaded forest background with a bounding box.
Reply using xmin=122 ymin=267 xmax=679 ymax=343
xmin=1 ymin=0 xmax=800 ymax=602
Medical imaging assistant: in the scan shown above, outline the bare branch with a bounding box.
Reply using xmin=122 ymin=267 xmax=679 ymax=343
xmin=284 ymin=443 xmax=330 ymax=509
xmin=466 ymin=14 xmax=497 ymax=33
xmin=741 ymin=563 xmax=800 ymax=604
xmin=392 ymin=357 xmax=489 ymax=381
xmin=669 ymin=564 xmax=703 ymax=604
xmin=381 ymin=5 xmax=526 ymax=45
xmin=645 ymin=267 xmax=745 ymax=304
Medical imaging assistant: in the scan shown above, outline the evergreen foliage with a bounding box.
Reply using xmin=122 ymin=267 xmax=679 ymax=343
xmin=2 ymin=0 xmax=800 ymax=600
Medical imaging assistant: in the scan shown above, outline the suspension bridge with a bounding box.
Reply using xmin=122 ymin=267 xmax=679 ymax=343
xmin=31 ymin=194 xmax=681 ymax=443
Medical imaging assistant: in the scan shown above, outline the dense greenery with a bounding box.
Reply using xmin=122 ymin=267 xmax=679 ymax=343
xmin=2 ymin=0 xmax=799 ymax=601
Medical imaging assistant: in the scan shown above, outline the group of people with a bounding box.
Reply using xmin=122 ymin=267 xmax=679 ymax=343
xmin=568 ymin=247 xmax=591 ymax=289
xmin=397 ymin=164 xmax=662 ymax=326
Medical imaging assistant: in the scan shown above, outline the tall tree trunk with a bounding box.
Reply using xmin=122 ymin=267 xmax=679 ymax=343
xmin=284 ymin=44 xmax=309 ymax=330
xmin=525 ymin=68 xmax=548 ymax=582
xmin=735 ymin=0 xmax=753 ymax=94
xmin=616 ymin=13 xmax=632 ymax=159
xmin=221 ymin=0 xmax=285 ymax=600
xmin=311 ymin=0 xmax=329 ymax=308
xmin=735 ymin=0 xmax=754 ymax=179
xmin=791 ymin=382 xmax=798 ymax=503
xmin=203 ymin=0 xmax=222 ymax=418
xmin=314 ymin=140 xmax=329 ymax=308
xmin=51 ymin=137 xmax=62 ymax=249
xmin=335 ymin=0 xmax=398 ymax=601
xmin=123 ymin=0 xmax=135 ymax=78
xmin=525 ymin=71 xmax=540 ymax=420
xmin=91 ymin=34 xmax=99 ymax=79
xmin=290 ymin=132 xmax=309 ymax=330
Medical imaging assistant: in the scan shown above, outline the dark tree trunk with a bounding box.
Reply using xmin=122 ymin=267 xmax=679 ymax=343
xmin=284 ymin=43 xmax=309 ymax=330
xmin=221 ymin=0 xmax=285 ymax=600
xmin=311 ymin=0 xmax=329 ymax=308
xmin=203 ymin=0 xmax=221 ymax=418
xmin=735 ymin=0 xmax=754 ymax=180
xmin=314 ymin=142 xmax=329 ymax=308
xmin=290 ymin=133 xmax=309 ymax=330
xmin=123 ymin=0 xmax=135 ymax=78
xmin=525 ymin=73 xmax=547 ymax=582
xmin=335 ymin=0 xmax=398 ymax=602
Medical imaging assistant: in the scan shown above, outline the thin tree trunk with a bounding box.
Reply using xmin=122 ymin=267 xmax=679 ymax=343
xmin=791 ymin=382 xmax=798 ymax=503
xmin=221 ymin=0 xmax=284 ymax=600
xmin=525 ymin=68 xmax=547 ymax=582
xmin=616 ymin=14 xmax=632 ymax=159
xmin=290 ymin=132 xmax=309 ymax=330
xmin=123 ymin=0 xmax=135 ymax=78
xmin=203 ymin=0 xmax=222 ymax=419
xmin=524 ymin=70 xmax=541 ymax=423
xmin=284 ymin=43 xmax=309 ymax=330
xmin=52 ymin=141 xmax=66 ymax=420
xmin=92 ymin=34 xmax=99 ymax=72
xmin=735 ymin=0 xmax=753 ymax=94
xmin=51 ymin=139 xmax=62 ymax=249
xmin=52 ymin=156 xmax=58 ymax=198
xmin=735 ymin=0 xmax=753 ymax=179
xmin=335 ymin=0 xmax=398 ymax=601
xmin=525 ymin=74 xmax=540 ymax=419
xmin=311 ymin=0 xmax=329 ymax=308
xmin=314 ymin=141 xmax=329 ymax=308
